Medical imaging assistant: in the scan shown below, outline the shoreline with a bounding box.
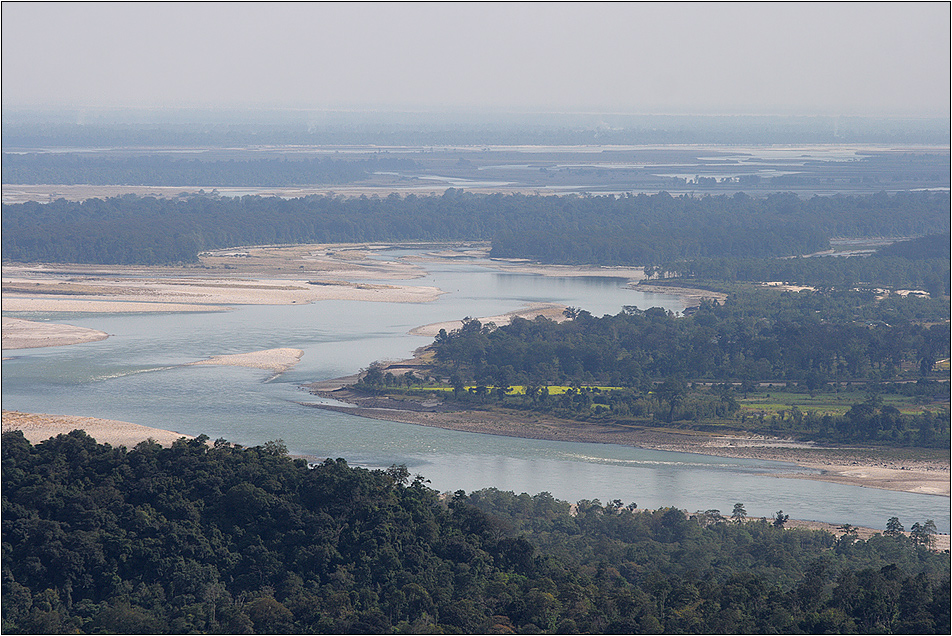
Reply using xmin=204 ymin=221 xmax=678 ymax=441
xmin=2 ymin=410 xmax=194 ymax=448
xmin=2 ymin=242 xmax=724 ymax=319
xmin=305 ymin=386 xmax=950 ymax=499
xmin=2 ymin=317 xmax=110 ymax=350
xmin=4 ymin=408 xmax=948 ymax=550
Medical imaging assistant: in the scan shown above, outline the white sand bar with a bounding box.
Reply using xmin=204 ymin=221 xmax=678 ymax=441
xmin=2 ymin=317 xmax=109 ymax=349
xmin=2 ymin=277 xmax=442 ymax=313
xmin=187 ymin=348 xmax=304 ymax=374
xmin=2 ymin=410 xmax=193 ymax=448
xmin=410 ymin=303 xmax=567 ymax=337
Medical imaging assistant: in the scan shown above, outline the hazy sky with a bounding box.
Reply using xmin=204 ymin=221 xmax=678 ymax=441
xmin=2 ymin=2 xmax=949 ymax=116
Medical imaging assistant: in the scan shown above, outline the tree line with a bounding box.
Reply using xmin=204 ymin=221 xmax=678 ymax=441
xmin=3 ymin=190 xmax=948 ymax=266
xmin=3 ymin=430 xmax=948 ymax=634
xmin=407 ymin=287 xmax=950 ymax=447
xmin=429 ymin=291 xmax=950 ymax=387
xmin=651 ymin=233 xmax=951 ymax=297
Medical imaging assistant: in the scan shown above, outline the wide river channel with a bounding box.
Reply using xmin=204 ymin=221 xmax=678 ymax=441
xmin=3 ymin=249 xmax=949 ymax=532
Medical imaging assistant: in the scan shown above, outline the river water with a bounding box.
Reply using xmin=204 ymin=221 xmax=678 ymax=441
xmin=3 ymin=252 xmax=948 ymax=532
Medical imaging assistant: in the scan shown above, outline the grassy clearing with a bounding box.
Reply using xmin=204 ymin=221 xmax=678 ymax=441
xmin=738 ymin=389 xmax=948 ymax=417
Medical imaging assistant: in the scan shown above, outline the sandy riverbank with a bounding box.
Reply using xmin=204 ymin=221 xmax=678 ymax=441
xmin=2 ymin=410 xmax=193 ymax=448
xmin=303 ymin=387 xmax=950 ymax=498
xmin=410 ymin=303 xmax=568 ymax=337
xmin=1 ymin=274 xmax=441 ymax=314
xmin=4 ymin=408 xmax=947 ymax=549
xmin=0 ymin=243 xmax=452 ymax=317
xmin=631 ymin=283 xmax=728 ymax=307
xmin=2 ymin=317 xmax=109 ymax=349
xmin=2 ymin=242 xmax=725 ymax=318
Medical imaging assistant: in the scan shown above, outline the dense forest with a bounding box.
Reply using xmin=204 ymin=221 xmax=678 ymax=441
xmin=3 ymin=431 xmax=948 ymax=634
xmin=0 ymin=154 xmax=421 ymax=187
xmin=3 ymin=190 xmax=949 ymax=266
xmin=427 ymin=289 xmax=950 ymax=385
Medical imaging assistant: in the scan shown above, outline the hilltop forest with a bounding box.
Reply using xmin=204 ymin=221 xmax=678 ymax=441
xmin=2 ymin=431 xmax=948 ymax=635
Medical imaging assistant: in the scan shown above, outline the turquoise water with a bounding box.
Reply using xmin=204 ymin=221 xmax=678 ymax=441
xmin=3 ymin=255 xmax=948 ymax=532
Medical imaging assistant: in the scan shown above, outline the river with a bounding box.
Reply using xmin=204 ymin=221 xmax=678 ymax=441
xmin=2 ymin=251 xmax=948 ymax=532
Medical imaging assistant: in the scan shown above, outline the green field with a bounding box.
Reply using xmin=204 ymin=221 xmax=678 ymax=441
xmin=738 ymin=389 xmax=948 ymax=417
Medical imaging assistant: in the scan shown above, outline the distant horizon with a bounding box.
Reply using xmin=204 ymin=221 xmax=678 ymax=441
xmin=3 ymin=3 xmax=948 ymax=118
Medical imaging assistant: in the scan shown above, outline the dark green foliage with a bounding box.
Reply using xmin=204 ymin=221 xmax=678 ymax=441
xmin=657 ymin=254 xmax=951 ymax=296
xmin=488 ymin=191 xmax=949 ymax=265
xmin=3 ymin=431 xmax=948 ymax=634
xmin=875 ymin=233 xmax=951 ymax=261
xmin=3 ymin=190 xmax=948 ymax=266
xmin=425 ymin=289 xmax=950 ymax=446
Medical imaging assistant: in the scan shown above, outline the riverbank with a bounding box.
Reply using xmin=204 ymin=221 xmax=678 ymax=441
xmin=409 ymin=303 xmax=568 ymax=337
xmin=305 ymin=386 xmax=950 ymax=499
xmin=2 ymin=242 xmax=719 ymax=321
xmin=2 ymin=317 xmax=109 ymax=349
xmin=2 ymin=410 xmax=193 ymax=448
xmin=4 ymin=408 xmax=947 ymax=550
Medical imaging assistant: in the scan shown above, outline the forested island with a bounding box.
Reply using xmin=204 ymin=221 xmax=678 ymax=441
xmin=2 ymin=430 xmax=948 ymax=634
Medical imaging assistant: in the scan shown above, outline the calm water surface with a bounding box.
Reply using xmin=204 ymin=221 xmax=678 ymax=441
xmin=3 ymin=255 xmax=948 ymax=532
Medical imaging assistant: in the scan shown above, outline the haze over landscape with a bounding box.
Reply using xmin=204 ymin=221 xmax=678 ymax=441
xmin=2 ymin=3 xmax=950 ymax=635
xmin=2 ymin=2 xmax=949 ymax=116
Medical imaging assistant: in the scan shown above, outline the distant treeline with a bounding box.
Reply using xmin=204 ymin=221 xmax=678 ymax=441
xmin=3 ymin=190 xmax=948 ymax=266
xmin=3 ymin=431 xmax=948 ymax=634
xmin=651 ymin=234 xmax=951 ymax=296
xmin=488 ymin=191 xmax=949 ymax=265
xmin=1 ymin=154 xmax=419 ymax=186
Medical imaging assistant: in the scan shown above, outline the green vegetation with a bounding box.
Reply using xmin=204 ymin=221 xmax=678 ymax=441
xmin=3 ymin=430 xmax=948 ymax=634
xmin=3 ymin=190 xmax=948 ymax=265
xmin=652 ymin=233 xmax=951 ymax=297
xmin=356 ymin=287 xmax=950 ymax=448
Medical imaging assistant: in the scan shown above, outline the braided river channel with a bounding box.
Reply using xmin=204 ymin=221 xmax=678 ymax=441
xmin=3 ymin=249 xmax=948 ymax=532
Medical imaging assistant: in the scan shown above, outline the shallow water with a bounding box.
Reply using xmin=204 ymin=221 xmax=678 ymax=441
xmin=3 ymin=254 xmax=949 ymax=532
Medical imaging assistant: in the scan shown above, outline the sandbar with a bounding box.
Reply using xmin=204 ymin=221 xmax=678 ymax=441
xmin=631 ymin=282 xmax=728 ymax=307
xmin=2 ymin=410 xmax=193 ymax=448
xmin=484 ymin=260 xmax=647 ymax=280
xmin=410 ymin=303 xmax=567 ymax=337
xmin=2 ymin=274 xmax=442 ymax=314
xmin=2 ymin=317 xmax=109 ymax=349
xmin=187 ymin=348 xmax=304 ymax=374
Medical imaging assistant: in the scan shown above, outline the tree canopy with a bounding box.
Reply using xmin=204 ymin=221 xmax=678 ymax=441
xmin=3 ymin=430 xmax=948 ymax=634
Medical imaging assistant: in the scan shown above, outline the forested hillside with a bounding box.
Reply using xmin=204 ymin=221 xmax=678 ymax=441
xmin=3 ymin=190 xmax=948 ymax=266
xmin=3 ymin=431 xmax=948 ymax=634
